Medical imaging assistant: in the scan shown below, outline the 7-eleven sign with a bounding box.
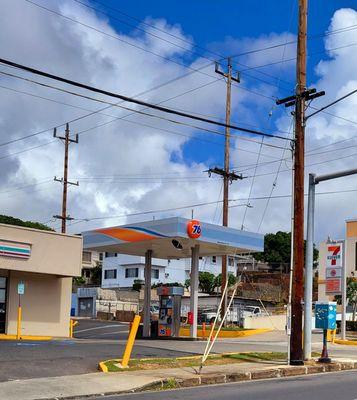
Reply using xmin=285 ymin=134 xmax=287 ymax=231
xmin=326 ymin=244 xmax=343 ymax=268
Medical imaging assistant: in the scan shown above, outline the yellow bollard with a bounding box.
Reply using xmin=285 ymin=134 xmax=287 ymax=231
xmin=69 ymin=319 xmax=79 ymax=338
xmin=327 ymin=329 xmax=336 ymax=343
xmin=202 ymin=322 xmax=206 ymax=339
xmin=121 ymin=315 xmax=141 ymax=368
xmin=16 ymin=306 xmax=22 ymax=340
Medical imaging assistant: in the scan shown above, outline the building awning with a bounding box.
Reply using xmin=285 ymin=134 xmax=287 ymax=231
xmin=82 ymin=217 xmax=263 ymax=259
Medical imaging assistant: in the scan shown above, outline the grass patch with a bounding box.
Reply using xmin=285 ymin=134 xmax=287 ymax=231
xmin=223 ymin=352 xmax=286 ymax=362
xmin=159 ymin=378 xmax=178 ymax=391
xmin=101 ymin=352 xmax=290 ymax=372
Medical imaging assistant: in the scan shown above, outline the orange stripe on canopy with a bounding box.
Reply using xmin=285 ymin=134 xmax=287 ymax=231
xmin=95 ymin=227 xmax=157 ymax=242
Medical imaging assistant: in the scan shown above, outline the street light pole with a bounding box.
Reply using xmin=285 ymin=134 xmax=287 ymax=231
xmin=304 ymin=167 xmax=357 ymax=358
xmin=304 ymin=173 xmax=316 ymax=360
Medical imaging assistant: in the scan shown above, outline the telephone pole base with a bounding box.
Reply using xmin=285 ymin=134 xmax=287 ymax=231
xmin=290 ymin=360 xmax=304 ymax=366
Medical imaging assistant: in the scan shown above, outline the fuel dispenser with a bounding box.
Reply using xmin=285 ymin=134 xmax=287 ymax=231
xmin=157 ymin=286 xmax=184 ymax=338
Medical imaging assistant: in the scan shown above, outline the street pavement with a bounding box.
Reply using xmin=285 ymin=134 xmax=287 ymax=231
xmin=95 ymin=371 xmax=357 ymax=400
xmin=74 ymin=318 xmax=130 ymax=340
xmin=0 ymin=319 xmax=357 ymax=382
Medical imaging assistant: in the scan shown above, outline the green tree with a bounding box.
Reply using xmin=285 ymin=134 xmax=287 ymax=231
xmin=254 ymin=231 xmax=318 ymax=271
xmin=73 ymin=276 xmax=86 ymax=286
xmin=132 ymin=279 xmax=143 ymax=292
xmin=347 ymin=279 xmax=357 ymax=321
xmin=336 ymin=278 xmax=357 ymax=321
xmin=0 ymin=214 xmax=53 ymax=231
xmin=198 ymin=271 xmax=216 ymax=294
xmin=214 ymin=273 xmax=237 ymax=289
xmin=91 ymin=262 xmax=102 ymax=286
xmin=185 ymin=273 xmax=236 ymax=293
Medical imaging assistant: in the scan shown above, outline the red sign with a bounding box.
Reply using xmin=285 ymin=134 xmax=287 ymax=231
xmin=187 ymin=311 xmax=194 ymax=324
xmin=326 ymin=279 xmax=341 ymax=294
xmin=327 ymin=245 xmax=342 ymax=267
xmin=187 ymin=220 xmax=202 ymax=239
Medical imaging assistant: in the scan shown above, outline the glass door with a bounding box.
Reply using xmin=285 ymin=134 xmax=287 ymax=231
xmin=0 ymin=277 xmax=7 ymax=333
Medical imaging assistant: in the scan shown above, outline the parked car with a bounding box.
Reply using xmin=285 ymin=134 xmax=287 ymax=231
xmin=199 ymin=306 xmax=265 ymax=325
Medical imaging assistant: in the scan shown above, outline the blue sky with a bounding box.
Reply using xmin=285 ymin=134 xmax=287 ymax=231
xmin=95 ymin=0 xmax=357 ymax=168
xmin=0 ymin=0 xmax=356 ymax=238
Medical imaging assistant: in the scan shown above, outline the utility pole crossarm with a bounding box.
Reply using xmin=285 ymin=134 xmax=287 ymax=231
xmin=207 ymin=167 xmax=243 ymax=182
xmin=215 ymin=59 xmax=240 ymax=83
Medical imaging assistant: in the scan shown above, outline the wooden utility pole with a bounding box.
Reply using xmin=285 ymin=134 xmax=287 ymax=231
xmin=290 ymin=0 xmax=307 ymax=365
xmin=210 ymin=58 xmax=241 ymax=318
xmin=275 ymin=0 xmax=324 ymax=365
xmin=53 ymin=123 xmax=79 ymax=233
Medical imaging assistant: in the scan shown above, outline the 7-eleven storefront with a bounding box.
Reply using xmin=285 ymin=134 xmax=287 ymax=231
xmin=0 ymin=224 xmax=81 ymax=338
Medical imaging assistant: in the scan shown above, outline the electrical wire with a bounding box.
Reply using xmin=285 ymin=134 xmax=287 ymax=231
xmin=240 ymin=41 xmax=357 ymax=73
xmin=23 ymin=0 xmax=282 ymax=101
xmin=76 ymin=0 xmax=357 ymax=63
xmin=72 ymin=187 xmax=357 ymax=224
xmin=0 ymin=81 xmax=292 ymax=153
xmin=0 ymin=62 xmax=291 ymax=141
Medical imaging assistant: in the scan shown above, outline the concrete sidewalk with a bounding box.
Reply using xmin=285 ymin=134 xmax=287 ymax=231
xmin=1 ymin=358 xmax=357 ymax=400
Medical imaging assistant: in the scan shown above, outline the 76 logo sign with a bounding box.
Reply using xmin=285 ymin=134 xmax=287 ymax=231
xmin=187 ymin=220 xmax=202 ymax=239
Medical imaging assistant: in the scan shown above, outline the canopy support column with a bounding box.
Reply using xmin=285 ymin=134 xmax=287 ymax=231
xmin=143 ymin=249 xmax=152 ymax=338
xmin=190 ymin=244 xmax=200 ymax=338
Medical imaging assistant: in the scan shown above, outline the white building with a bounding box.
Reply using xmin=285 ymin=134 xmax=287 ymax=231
xmin=101 ymin=252 xmax=239 ymax=289
xmin=81 ymin=250 xmax=103 ymax=285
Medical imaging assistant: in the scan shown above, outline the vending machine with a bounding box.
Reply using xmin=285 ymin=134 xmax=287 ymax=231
xmin=157 ymin=286 xmax=184 ymax=338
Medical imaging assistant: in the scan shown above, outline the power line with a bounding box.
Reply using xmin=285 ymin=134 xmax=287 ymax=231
xmin=240 ymin=41 xmax=357 ymax=73
xmin=0 ymin=76 xmax=222 ymax=148
xmin=306 ymin=89 xmax=357 ymax=120
xmin=0 ymin=59 xmax=291 ymax=141
xmin=0 ymin=80 xmax=292 ymax=153
xmin=72 ymin=187 xmax=357 ymax=224
xmin=74 ymin=0 xmax=357 ymax=64
xmin=58 ymin=0 xmax=295 ymax=91
xmin=24 ymin=0 xmax=283 ymax=101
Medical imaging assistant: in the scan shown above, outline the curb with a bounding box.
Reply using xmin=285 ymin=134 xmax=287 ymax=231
xmin=0 ymin=334 xmax=53 ymax=341
xmin=50 ymin=360 xmax=357 ymax=400
xmin=169 ymin=361 xmax=357 ymax=389
xmin=179 ymin=327 xmax=271 ymax=338
xmin=98 ymin=361 xmax=108 ymax=373
xmin=334 ymin=339 xmax=357 ymax=346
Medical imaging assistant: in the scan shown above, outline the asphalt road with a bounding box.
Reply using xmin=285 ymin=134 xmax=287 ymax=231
xmin=0 ymin=319 xmax=194 ymax=382
xmin=96 ymin=371 xmax=357 ymax=400
xmin=0 ymin=320 xmax=356 ymax=382
xmin=74 ymin=319 xmax=130 ymax=340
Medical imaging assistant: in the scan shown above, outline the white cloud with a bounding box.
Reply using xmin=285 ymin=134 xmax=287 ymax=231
xmin=0 ymin=1 xmax=356 ymax=247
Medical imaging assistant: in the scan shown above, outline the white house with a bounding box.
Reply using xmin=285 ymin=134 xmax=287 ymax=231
xmin=81 ymin=250 xmax=103 ymax=285
xmin=101 ymin=252 xmax=239 ymax=289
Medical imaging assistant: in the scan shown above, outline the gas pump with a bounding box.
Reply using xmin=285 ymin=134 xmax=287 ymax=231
xmin=157 ymin=286 xmax=184 ymax=338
